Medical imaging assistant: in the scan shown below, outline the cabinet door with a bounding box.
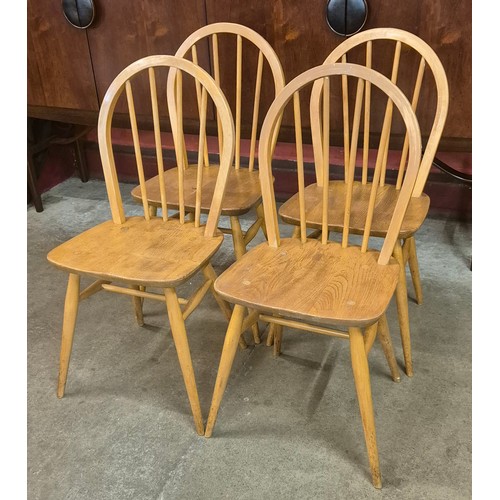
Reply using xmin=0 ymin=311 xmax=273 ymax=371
xmin=206 ymin=0 xmax=471 ymax=147
xmin=86 ymin=0 xmax=209 ymax=120
xmin=27 ymin=0 xmax=99 ymax=111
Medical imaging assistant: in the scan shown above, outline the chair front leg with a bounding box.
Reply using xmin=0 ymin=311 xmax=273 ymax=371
xmin=130 ymin=285 xmax=144 ymax=326
xmin=349 ymin=326 xmax=382 ymax=489
xmin=205 ymin=304 xmax=246 ymax=438
xmin=393 ymin=241 xmax=413 ymax=377
xmin=57 ymin=273 xmax=81 ymax=398
xmin=164 ymin=287 xmax=204 ymax=436
xmin=405 ymin=236 xmax=423 ymax=305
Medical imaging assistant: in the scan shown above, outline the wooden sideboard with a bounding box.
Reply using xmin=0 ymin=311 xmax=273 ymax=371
xmin=28 ymin=0 xmax=471 ymax=152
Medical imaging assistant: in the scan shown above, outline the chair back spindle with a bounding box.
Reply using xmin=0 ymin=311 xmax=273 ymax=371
xmin=309 ymin=28 xmax=449 ymax=197
xmin=97 ymin=55 xmax=235 ymax=238
xmin=168 ymin=23 xmax=285 ymax=171
xmin=258 ymin=64 xmax=422 ymax=265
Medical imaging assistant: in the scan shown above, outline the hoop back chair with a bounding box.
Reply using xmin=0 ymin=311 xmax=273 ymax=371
xmin=131 ymin=23 xmax=286 ymax=261
xmin=204 ymin=63 xmax=422 ymax=488
xmin=277 ymin=28 xmax=449 ymax=376
xmin=47 ymin=55 xmax=236 ymax=436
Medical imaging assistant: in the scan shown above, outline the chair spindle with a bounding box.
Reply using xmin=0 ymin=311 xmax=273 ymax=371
xmin=362 ymin=41 xmax=372 ymax=184
xmin=321 ymin=77 xmax=330 ymax=244
xmin=293 ymin=92 xmax=307 ymax=243
xmin=235 ymin=34 xmax=242 ymax=169
xmin=195 ymin=87 xmax=208 ymax=227
xmin=248 ymin=51 xmax=264 ymax=172
xmin=125 ymin=80 xmax=150 ymax=220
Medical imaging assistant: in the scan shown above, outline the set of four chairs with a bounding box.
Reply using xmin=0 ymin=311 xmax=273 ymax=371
xmin=46 ymin=23 xmax=448 ymax=488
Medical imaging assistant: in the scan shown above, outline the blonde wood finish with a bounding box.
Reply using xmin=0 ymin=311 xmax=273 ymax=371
xmin=259 ymin=315 xmax=349 ymax=340
xmin=164 ymin=287 xmax=204 ymax=435
xmin=205 ymin=304 xmax=246 ymax=438
xmin=377 ymin=314 xmax=401 ymax=383
xmin=206 ymin=64 xmax=422 ymax=488
xmin=280 ymin=182 xmax=430 ymax=239
xmin=130 ymin=23 xmax=285 ymax=258
xmin=57 ymin=273 xmax=80 ymax=398
xmin=131 ymin=284 xmax=145 ymax=326
xmin=79 ymin=279 xmax=110 ymax=301
xmin=406 ymin=236 xmax=423 ymax=305
xmin=215 ymin=238 xmax=401 ymax=328
xmin=349 ymin=327 xmax=382 ymax=488
xmin=48 ymin=218 xmax=224 ymax=287
xmin=48 ymin=55 xmax=237 ymax=433
xmin=281 ymin=30 xmax=448 ymax=376
xmin=393 ymin=241 xmax=413 ymax=377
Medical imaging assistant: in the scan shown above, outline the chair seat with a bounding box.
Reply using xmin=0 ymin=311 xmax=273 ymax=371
xmin=279 ymin=181 xmax=430 ymax=238
xmin=214 ymin=238 xmax=400 ymax=327
xmin=47 ymin=217 xmax=224 ymax=287
xmin=131 ymin=165 xmax=262 ymax=216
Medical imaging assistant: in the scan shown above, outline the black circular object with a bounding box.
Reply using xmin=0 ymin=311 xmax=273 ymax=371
xmin=326 ymin=0 xmax=368 ymax=37
xmin=62 ymin=0 xmax=95 ymax=29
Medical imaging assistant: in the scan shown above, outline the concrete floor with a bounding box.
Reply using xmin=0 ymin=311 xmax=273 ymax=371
xmin=28 ymin=177 xmax=471 ymax=499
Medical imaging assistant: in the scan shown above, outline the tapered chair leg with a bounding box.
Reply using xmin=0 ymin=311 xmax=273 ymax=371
xmin=349 ymin=326 xmax=382 ymax=489
xmin=164 ymin=287 xmax=204 ymax=436
xmin=205 ymin=304 xmax=246 ymax=437
xmin=273 ymin=324 xmax=283 ymax=357
xmin=131 ymin=285 xmax=144 ymax=326
xmin=149 ymin=205 xmax=158 ymax=218
xmin=57 ymin=273 xmax=81 ymax=398
xmin=405 ymin=236 xmax=423 ymax=305
xmin=202 ymin=263 xmax=247 ymax=350
xmin=393 ymin=241 xmax=413 ymax=377
xmin=377 ymin=314 xmax=401 ymax=382
xmin=292 ymin=226 xmax=301 ymax=238
xmin=229 ymin=215 xmax=260 ymax=344
xmin=266 ymin=322 xmax=275 ymax=346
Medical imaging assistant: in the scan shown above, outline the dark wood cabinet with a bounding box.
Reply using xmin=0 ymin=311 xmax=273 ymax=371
xmin=27 ymin=0 xmax=472 ymax=150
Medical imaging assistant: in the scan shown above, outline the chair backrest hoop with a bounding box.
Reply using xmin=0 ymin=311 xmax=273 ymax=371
xmin=310 ymin=27 xmax=449 ymax=196
xmin=97 ymin=55 xmax=235 ymax=237
xmin=258 ymin=63 xmax=422 ymax=265
xmin=168 ymin=22 xmax=286 ymax=170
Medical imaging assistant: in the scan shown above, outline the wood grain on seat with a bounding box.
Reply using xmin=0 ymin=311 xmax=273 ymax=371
xmin=279 ymin=181 xmax=430 ymax=238
xmin=131 ymin=165 xmax=262 ymax=216
xmin=48 ymin=217 xmax=224 ymax=287
xmin=215 ymin=238 xmax=399 ymax=327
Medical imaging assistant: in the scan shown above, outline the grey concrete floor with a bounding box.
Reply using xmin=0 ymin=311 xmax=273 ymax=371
xmin=28 ymin=177 xmax=472 ymax=499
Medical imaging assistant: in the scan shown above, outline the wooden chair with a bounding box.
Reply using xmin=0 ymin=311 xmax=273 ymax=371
xmin=46 ymin=55 xmax=238 ymax=436
xmin=203 ymin=63 xmax=422 ymax=488
xmin=130 ymin=22 xmax=286 ymax=261
xmin=275 ymin=28 xmax=449 ymax=376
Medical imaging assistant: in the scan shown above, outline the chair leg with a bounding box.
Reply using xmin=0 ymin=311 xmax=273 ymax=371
xmin=292 ymin=226 xmax=301 ymax=238
xmin=405 ymin=236 xmax=423 ymax=305
xmin=273 ymin=324 xmax=283 ymax=357
xmin=205 ymin=304 xmax=246 ymax=438
xmin=230 ymin=215 xmax=260 ymax=344
xmin=164 ymin=287 xmax=204 ymax=436
xmin=230 ymin=215 xmax=246 ymax=260
xmin=149 ymin=205 xmax=158 ymax=218
xmin=73 ymin=138 xmax=89 ymax=183
xmin=57 ymin=273 xmax=81 ymax=398
xmin=377 ymin=314 xmax=401 ymax=383
xmin=202 ymin=263 xmax=247 ymax=350
xmin=130 ymin=285 xmax=144 ymax=326
xmin=393 ymin=241 xmax=414 ymax=377
xmin=27 ymin=155 xmax=44 ymax=212
xmin=349 ymin=326 xmax=382 ymax=489
xmin=266 ymin=322 xmax=275 ymax=346
xmin=256 ymin=203 xmax=267 ymax=239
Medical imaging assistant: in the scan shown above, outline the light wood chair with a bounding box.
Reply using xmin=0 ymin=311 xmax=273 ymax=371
xmin=130 ymin=22 xmax=285 ymax=261
xmin=275 ymin=28 xmax=449 ymax=376
xmin=47 ymin=55 xmax=240 ymax=436
xmin=204 ymin=63 xmax=422 ymax=488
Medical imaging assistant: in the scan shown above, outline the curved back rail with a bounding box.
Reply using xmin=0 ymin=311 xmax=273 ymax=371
xmin=97 ymin=55 xmax=235 ymax=237
xmin=258 ymin=63 xmax=422 ymax=264
xmin=167 ymin=22 xmax=285 ymax=172
xmin=309 ymin=28 xmax=449 ymax=196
